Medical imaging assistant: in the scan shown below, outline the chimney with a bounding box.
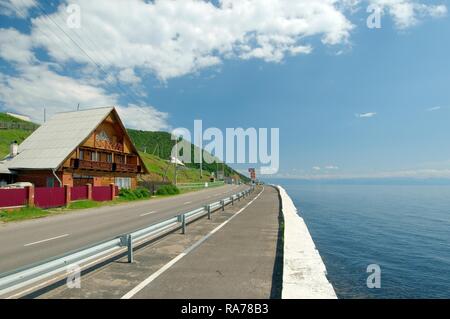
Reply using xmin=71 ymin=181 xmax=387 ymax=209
xmin=10 ymin=141 xmax=18 ymax=157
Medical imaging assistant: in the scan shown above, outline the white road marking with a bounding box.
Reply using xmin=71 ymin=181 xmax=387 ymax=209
xmin=140 ymin=211 xmax=156 ymax=217
xmin=121 ymin=187 xmax=264 ymax=299
xmin=24 ymin=234 xmax=69 ymax=247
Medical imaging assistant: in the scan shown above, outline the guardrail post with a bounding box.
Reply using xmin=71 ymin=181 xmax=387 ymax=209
xmin=127 ymin=234 xmax=134 ymax=263
xmin=221 ymin=200 xmax=225 ymax=211
xmin=206 ymin=205 xmax=211 ymax=220
xmin=181 ymin=214 xmax=186 ymax=234
xmin=231 ymin=196 xmax=234 ymax=206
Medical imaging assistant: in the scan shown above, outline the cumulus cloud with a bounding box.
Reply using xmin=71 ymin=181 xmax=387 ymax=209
xmin=0 ymin=0 xmax=446 ymax=130
xmin=312 ymin=166 xmax=322 ymax=171
xmin=28 ymin=0 xmax=354 ymax=81
xmin=116 ymin=104 xmax=169 ymax=131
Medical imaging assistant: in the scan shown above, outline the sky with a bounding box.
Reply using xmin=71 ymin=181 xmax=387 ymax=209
xmin=0 ymin=0 xmax=449 ymax=180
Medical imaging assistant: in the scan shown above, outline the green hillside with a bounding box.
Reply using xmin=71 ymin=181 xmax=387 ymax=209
xmin=128 ymin=129 xmax=250 ymax=182
xmin=138 ymin=152 xmax=212 ymax=183
xmin=0 ymin=113 xmax=35 ymax=158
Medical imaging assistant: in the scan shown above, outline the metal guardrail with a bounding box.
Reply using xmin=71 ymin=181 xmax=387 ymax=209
xmin=177 ymin=181 xmax=226 ymax=189
xmin=0 ymin=186 xmax=256 ymax=297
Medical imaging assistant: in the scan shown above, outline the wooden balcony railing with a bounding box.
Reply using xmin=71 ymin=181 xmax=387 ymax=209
xmin=115 ymin=163 xmax=140 ymax=173
xmin=70 ymin=159 xmax=139 ymax=173
xmin=71 ymin=159 xmax=113 ymax=171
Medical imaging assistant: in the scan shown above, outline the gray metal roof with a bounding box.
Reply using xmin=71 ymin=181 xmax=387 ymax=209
xmin=7 ymin=107 xmax=115 ymax=170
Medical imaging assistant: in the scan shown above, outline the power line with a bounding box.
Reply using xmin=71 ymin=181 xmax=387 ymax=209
xmin=29 ymin=1 xmax=150 ymax=112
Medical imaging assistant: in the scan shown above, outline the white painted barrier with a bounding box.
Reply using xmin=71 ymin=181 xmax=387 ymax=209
xmin=277 ymin=185 xmax=337 ymax=299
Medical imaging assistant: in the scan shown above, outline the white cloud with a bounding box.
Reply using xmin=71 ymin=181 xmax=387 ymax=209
xmin=312 ymin=166 xmax=321 ymax=171
xmin=118 ymin=68 xmax=141 ymax=85
xmin=0 ymin=28 xmax=35 ymax=63
xmin=0 ymin=0 xmax=36 ymax=17
xmin=0 ymin=62 xmax=169 ymax=130
xmin=325 ymin=165 xmax=339 ymax=170
xmin=356 ymin=112 xmax=377 ymax=118
xmin=116 ymin=104 xmax=169 ymax=131
xmin=369 ymin=0 xmax=447 ymax=29
xmin=28 ymin=0 xmax=354 ymax=81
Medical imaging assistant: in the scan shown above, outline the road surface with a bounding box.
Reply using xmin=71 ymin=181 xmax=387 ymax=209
xmin=39 ymin=185 xmax=282 ymax=299
xmin=0 ymin=184 xmax=246 ymax=274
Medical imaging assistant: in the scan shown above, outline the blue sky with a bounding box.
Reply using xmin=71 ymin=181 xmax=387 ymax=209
xmin=0 ymin=0 xmax=449 ymax=179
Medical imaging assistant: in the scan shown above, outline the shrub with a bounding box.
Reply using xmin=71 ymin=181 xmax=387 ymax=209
xmin=156 ymin=184 xmax=180 ymax=195
xmin=119 ymin=188 xmax=151 ymax=201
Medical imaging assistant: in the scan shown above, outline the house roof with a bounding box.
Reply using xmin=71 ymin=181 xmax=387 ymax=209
xmin=8 ymin=107 xmax=115 ymax=170
xmin=0 ymin=154 xmax=17 ymax=175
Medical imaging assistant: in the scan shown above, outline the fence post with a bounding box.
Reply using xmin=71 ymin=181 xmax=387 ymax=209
xmin=110 ymin=183 xmax=116 ymax=200
xmin=221 ymin=200 xmax=225 ymax=211
xmin=64 ymin=185 xmax=71 ymax=207
xmin=26 ymin=185 xmax=35 ymax=207
xmin=231 ymin=196 xmax=234 ymax=206
xmin=127 ymin=234 xmax=134 ymax=263
xmin=86 ymin=184 xmax=93 ymax=200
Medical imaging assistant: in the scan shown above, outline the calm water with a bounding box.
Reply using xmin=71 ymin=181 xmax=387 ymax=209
xmin=273 ymin=179 xmax=450 ymax=298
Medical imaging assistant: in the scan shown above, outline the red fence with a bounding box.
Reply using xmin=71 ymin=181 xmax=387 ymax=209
xmin=35 ymin=187 xmax=66 ymax=209
xmin=0 ymin=188 xmax=28 ymax=208
xmin=1 ymin=185 xmax=116 ymax=209
xmin=92 ymin=186 xmax=112 ymax=202
xmin=71 ymin=186 xmax=88 ymax=201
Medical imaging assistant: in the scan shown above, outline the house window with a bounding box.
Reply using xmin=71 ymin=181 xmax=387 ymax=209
xmin=116 ymin=177 xmax=131 ymax=189
xmin=46 ymin=177 xmax=55 ymax=188
xmin=79 ymin=150 xmax=84 ymax=160
xmin=91 ymin=152 xmax=99 ymax=161
xmin=107 ymin=153 xmax=113 ymax=163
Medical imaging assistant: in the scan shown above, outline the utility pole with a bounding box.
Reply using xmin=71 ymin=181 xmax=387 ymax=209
xmin=43 ymin=107 xmax=46 ymax=123
xmin=174 ymin=138 xmax=178 ymax=186
xmin=77 ymin=103 xmax=80 ymax=111
xmin=198 ymin=135 xmax=203 ymax=179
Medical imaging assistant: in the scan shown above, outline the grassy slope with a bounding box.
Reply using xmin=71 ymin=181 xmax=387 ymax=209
xmin=128 ymin=129 xmax=250 ymax=182
xmin=0 ymin=113 xmax=34 ymax=158
xmin=139 ymin=152 xmax=212 ymax=183
xmin=0 ymin=129 xmax=31 ymax=158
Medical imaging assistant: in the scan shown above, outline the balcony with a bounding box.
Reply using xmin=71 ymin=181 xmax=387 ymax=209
xmin=71 ymin=159 xmax=113 ymax=172
xmin=70 ymin=159 xmax=139 ymax=173
xmin=115 ymin=163 xmax=140 ymax=173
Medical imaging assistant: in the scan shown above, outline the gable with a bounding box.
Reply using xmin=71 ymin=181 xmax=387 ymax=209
xmin=82 ymin=112 xmax=135 ymax=154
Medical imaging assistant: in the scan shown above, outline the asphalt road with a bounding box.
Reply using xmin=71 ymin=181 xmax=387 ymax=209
xmin=0 ymin=184 xmax=247 ymax=274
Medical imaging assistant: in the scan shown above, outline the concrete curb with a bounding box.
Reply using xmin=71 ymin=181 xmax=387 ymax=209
xmin=276 ymin=185 xmax=337 ymax=299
